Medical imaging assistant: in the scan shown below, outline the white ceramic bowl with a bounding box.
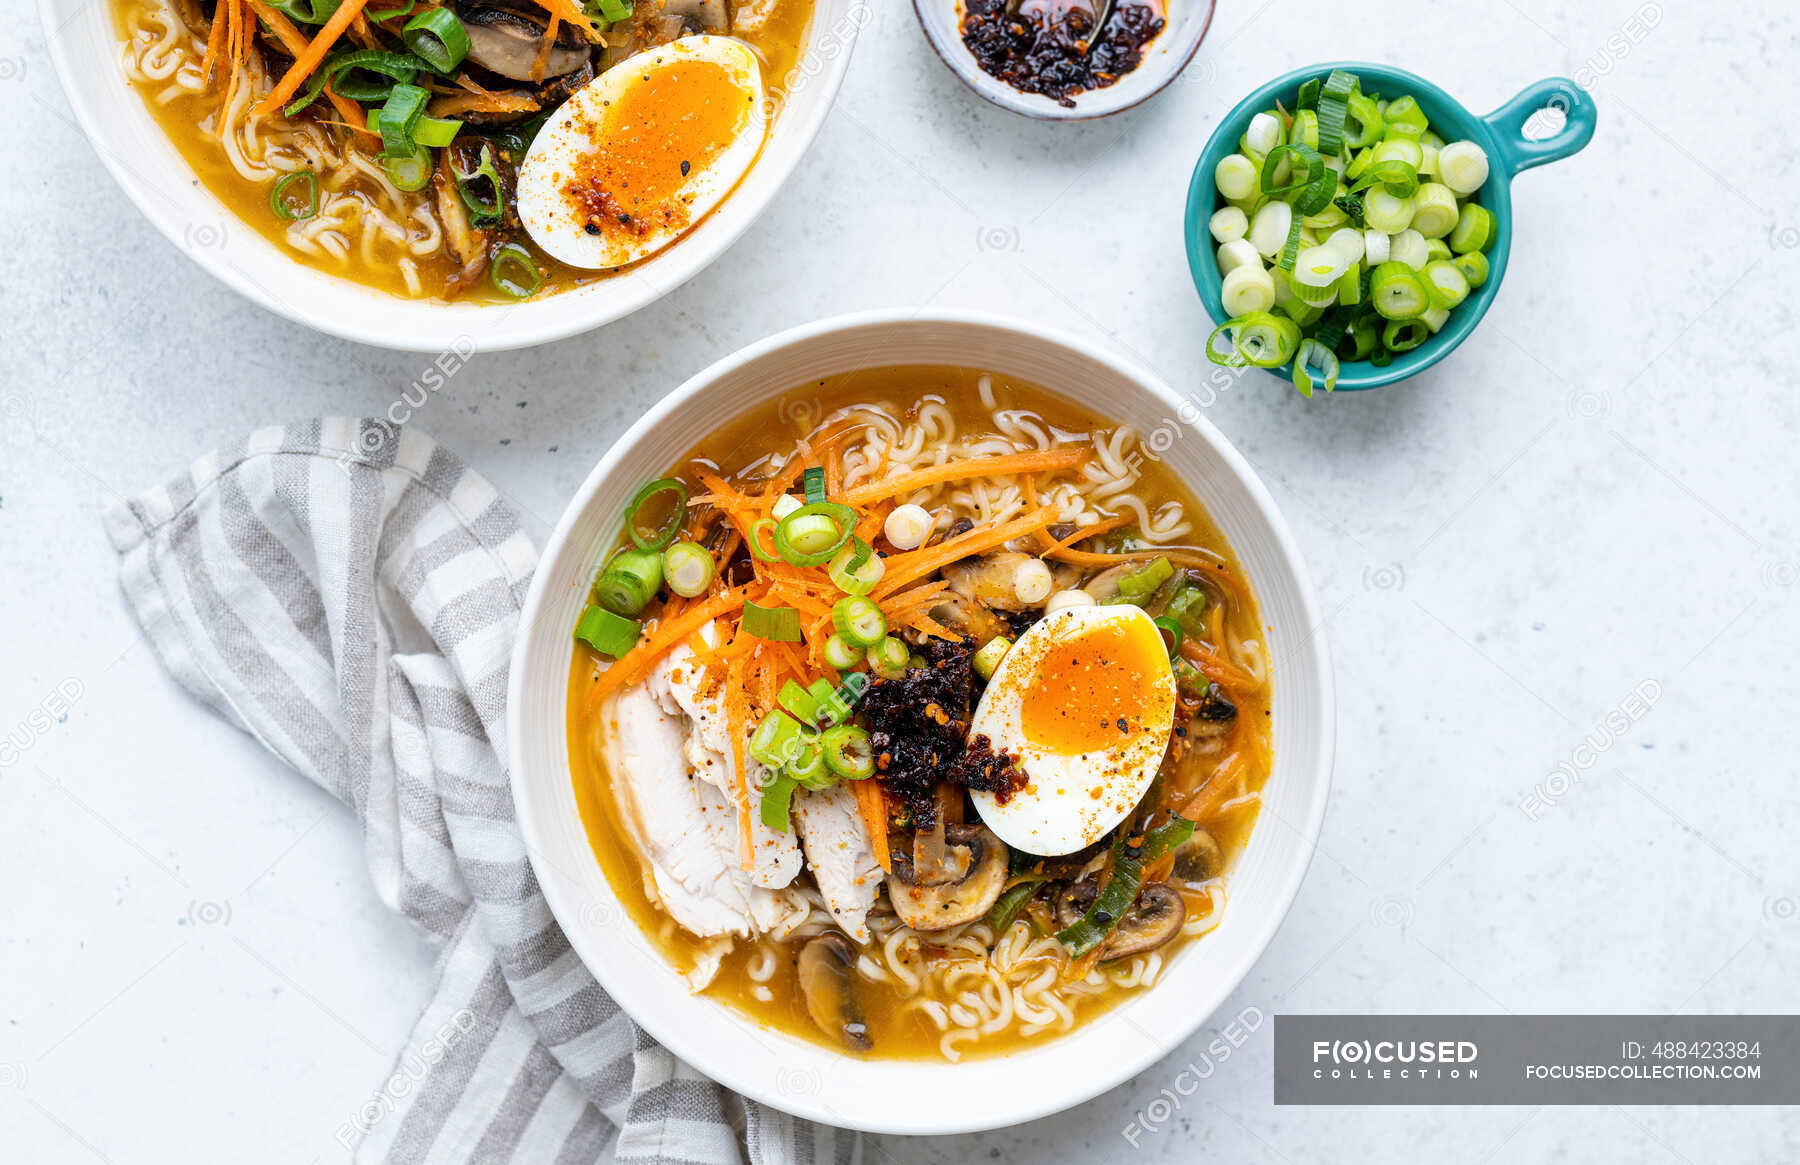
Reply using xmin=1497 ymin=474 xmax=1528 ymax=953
xmin=508 ymin=309 xmax=1333 ymax=1134
xmin=39 ymin=0 xmax=864 ymax=352
xmin=912 ymin=0 xmax=1214 ymax=120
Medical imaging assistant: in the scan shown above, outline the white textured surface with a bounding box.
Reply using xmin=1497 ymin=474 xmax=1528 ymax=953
xmin=4 ymin=0 xmax=1799 ymax=1161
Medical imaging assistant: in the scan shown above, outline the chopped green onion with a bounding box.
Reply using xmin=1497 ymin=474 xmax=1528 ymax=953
xmin=1247 ymin=200 xmax=1293 ymax=258
xmin=1362 ymin=188 xmax=1415 ymax=233
xmin=1449 ymin=203 xmax=1496 ymax=254
xmin=269 ymin=171 xmax=318 ymax=221
xmin=1151 ymin=616 xmax=1184 ymax=655
xmin=820 ymin=724 xmax=874 ymax=779
xmin=661 ymin=540 xmax=715 ymax=598
xmin=452 ymin=142 xmax=505 ymax=227
xmin=1221 ymin=265 xmax=1276 ymax=315
xmin=777 ymin=679 xmax=822 ymax=725
xmin=1382 ymin=318 xmax=1430 ymax=352
xmin=594 ymin=547 xmax=662 ymax=617
xmin=1118 ymin=557 xmax=1173 ymax=600
xmin=595 ymin=0 xmax=631 ymax=19
xmin=1172 ymin=658 xmax=1209 ymax=698
xmin=1409 ymin=183 xmax=1459 ymax=239
xmin=1388 ymin=228 xmax=1430 ymax=271
xmin=1425 ymin=237 xmax=1453 ymax=262
xmin=1333 ymin=261 xmax=1363 ymax=305
xmin=1214 ymin=153 xmax=1258 ymax=202
xmin=789 ymin=743 xmax=831 ymax=789
xmin=1436 ymin=141 xmax=1490 ymax=196
xmin=988 ymin=877 xmax=1047 ymax=934
xmin=369 ymin=109 xmax=461 ymax=147
xmin=1454 ymin=251 xmax=1490 ymax=288
xmin=1292 ymin=338 xmax=1340 ymax=397
xmin=1370 ymin=261 xmax=1430 ymax=320
xmin=1206 ymin=312 xmax=1301 ymax=368
xmin=831 ymin=595 xmax=887 ymax=648
xmin=1209 ymin=205 xmax=1249 ymax=244
xmin=1421 ymin=305 xmax=1451 ymax=332
xmin=489 ymin=243 xmax=542 ymax=299
xmin=743 ymin=599 xmax=803 ymax=642
xmin=971 ymin=636 xmax=1011 ymax=681
xmin=380 ymin=145 xmax=432 ymax=192
xmin=867 ymin=635 xmax=911 ymax=679
xmin=574 ymin=604 xmax=640 ymax=656
xmin=283 ymin=49 xmax=417 ymax=116
xmin=746 ymin=518 xmax=782 ymax=563
xmin=1343 ymin=92 xmax=1384 ymax=148
xmin=1242 ymin=111 xmax=1283 ymax=157
xmin=823 ymin=633 xmax=863 ymax=671
xmin=1383 ymin=95 xmax=1430 ymax=138
xmin=802 ymin=465 xmax=826 ymax=504
xmin=401 ymin=8 xmax=470 ymax=73
xmin=807 ymin=676 xmax=855 ymax=726
xmin=269 ymin=0 xmax=340 ymax=23
xmin=1056 ymin=820 xmax=1195 ymax=957
xmin=773 ymin=502 xmax=854 ymax=567
xmin=1288 ymin=109 xmax=1318 ymax=149
xmin=827 ymin=538 xmax=885 ymax=594
xmin=750 ymin=710 xmax=806 ymax=768
xmin=1165 ymin=585 xmax=1208 ymax=634
xmin=378 ymin=83 xmax=428 ymax=155
xmin=1422 ymin=260 xmax=1470 ymax=310
xmin=760 ymin=772 xmax=797 ymax=830
xmin=624 ymin=478 xmax=688 ymax=551
xmin=1372 ymin=138 xmax=1424 ymax=170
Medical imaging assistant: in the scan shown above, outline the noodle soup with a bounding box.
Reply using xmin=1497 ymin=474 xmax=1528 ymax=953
xmin=566 ymin=366 xmax=1272 ymax=1061
xmin=110 ymin=0 xmax=814 ymax=302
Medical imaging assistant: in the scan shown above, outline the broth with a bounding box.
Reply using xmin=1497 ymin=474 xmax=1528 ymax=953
xmin=565 ymin=365 xmax=1273 ymax=1059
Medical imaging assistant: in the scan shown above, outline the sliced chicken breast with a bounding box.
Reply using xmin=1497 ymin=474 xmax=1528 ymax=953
xmin=794 ymin=784 xmax=883 ymax=943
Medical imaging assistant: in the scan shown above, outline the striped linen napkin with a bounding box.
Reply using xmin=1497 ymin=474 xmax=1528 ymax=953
xmin=104 ymin=419 xmax=860 ymax=1165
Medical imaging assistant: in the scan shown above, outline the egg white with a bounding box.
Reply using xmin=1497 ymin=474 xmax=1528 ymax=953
xmin=516 ymin=35 xmax=766 ymax=269
xmin=969 ymin=604 xmax=1176 ymax=856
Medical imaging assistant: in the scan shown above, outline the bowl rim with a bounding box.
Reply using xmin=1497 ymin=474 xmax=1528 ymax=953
xmin=911 ymin=0 xmax=1216 ymax=121
xmin=38 ymin=0 xmax=863 ymax=352
xmin=1185 ymin=60 xmax=1524 ymax=392
xmin=507 ymin=307 xmax=1336 ymax=1133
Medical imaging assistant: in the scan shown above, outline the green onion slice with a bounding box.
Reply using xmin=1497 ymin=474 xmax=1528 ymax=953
xmin=802 ymin=465 xmax=826 ymax=504
xmin=1258 ymin=144 xmax=1334 ymax=216
xmin=574 ymin=604 xmax=640 ymax=656
xmin=1343 ymin=92 xmax=1384 ymax=149
xmin=370 ymin=109 xmax=461 ymax=148
xmin=788 ymin=743 xmax=831 ymax=789
xmin=401 ymin=8 xmax=470 ymax=73
xmin=284 ymin=49 xmax=417 ymax=116
xmin=1056 ymin=818 xmax=1196 ymax=957
xmin=623 ymin=477 xmax=688 ymax=551
xmin=743 ymin=599 xmax=803 ymax=642
xmin=750 ymin=710 xmax=806 ymax=768
xmin=831 ymin=595 xmax=887 ymax=648
xmin=773 ymin=502 xmax=855 ymax=567
xmin=1151 ymin=616 xmax=1184 ymax=656
xmin=378 ymin=82 xmax=428 ymax=155
xmin=661 ymin=540 xmax=715 ymax=598
xmin=595 ymin=0 xmax=631 ymax=19
xmin=1350 ymin=158 xmax=1420 ymax=199
xmin=594 ymin=547 xmax=662 ymax=617
xmin=1370 ymin=261 xmax=1430 ymax=321
xmin=1382 ymin=319 xmax=1430 ymax=352
xmin=489 ymin=243 xmax=542 ymax=299
xmin=746 ymin=518 xmax=782 ymax=563
xmin=1117 ymin=556 xmax=1173 ymax=600
xmin=269 ymin=0 xmax=340 ymax=24
xmin=759 ymin=772 xmax=797 ymax=830
xmin=823 ymin=634 xmax=863 ymax=671
xmin=867 ymin=635 xmax=911 ymax=680
xmin=1313 ymin=69 xmax=1357 ymax=157
xmin=1165 ymin=585 xmax=1208 ymax=635
xmin=988 ymin=877 xmax=1047 ymax=934
xmin=380 ymin=145 xmax=432 ymax=193
xmin=269 ymin=170 xmax=318 ymax=221
xmin=776 ymin=678 xmax=821 ymax=725
xmin=1205 ymin=312 xmax=1302 ymax=369
xmin=1292 ymin=339 xmax=1340 ymax=397
xmin=820 ymin=724 xmax=874 ymax=780
xmin=452 ymin=142 xmax=505 ymax=227
xmin=827 ymin=538 xmax=884 ymax=595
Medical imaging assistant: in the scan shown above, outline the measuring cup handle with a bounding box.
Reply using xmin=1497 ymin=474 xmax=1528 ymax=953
xmin=1482 ymin=78 xmax=1597 ymax=178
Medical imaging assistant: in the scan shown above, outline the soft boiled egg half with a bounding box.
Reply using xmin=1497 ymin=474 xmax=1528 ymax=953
xmin=969 ymin=604 xmax=1177 ymax=856
xmin=517 ymin=35 xmax=766 ymax=270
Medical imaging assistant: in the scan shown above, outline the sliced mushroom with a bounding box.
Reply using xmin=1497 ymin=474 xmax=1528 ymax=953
xmin=1170 ymin=829 xmax=1222 ymax=884
xmin=885 ymin=824 xmax=1008 ymax=931
xmin=458 ymin=3 xmax=591 ymax=80
xmin=796 ymin=933 xmax=871 ymax=1052
xmin=943 ymin=551 xmax=1035 ymax=612
xmin=662 ymin=0 xmax=730 ymax=31
xmin=1055 ymin=878 xmax=1186 ymax=960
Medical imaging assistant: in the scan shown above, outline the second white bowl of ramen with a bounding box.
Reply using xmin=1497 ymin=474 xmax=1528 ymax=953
xmin=509 ymin=310 xmax=1333 ymax=1133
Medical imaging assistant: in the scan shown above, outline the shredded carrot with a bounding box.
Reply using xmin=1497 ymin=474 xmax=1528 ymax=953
xmin=323 ymin=83 xmax=379 ymax=143
xmin=255 ymin=0 xmax=373 ymax=116
xmin=200 ymin=0 xmax=229 ymax=87
xmin=853 ymin=780 xmax=891 ymax=873
xmin=877 ymin=578 xmax=952 ymax=615
xmin=1045 ymin=515 xmax=1132 ymax=555
xmin=530 ymin=13 xmax=560 ymax=81
xmin=902 ymin=609 xmax=962 ymax=643
xmin=843 ymin=449 xmax=1088 ymax=506
xmin=1177 ymin=752 xmax=1249 ymax=824
xmin=1180 ymin=639 xmax=1259 ymax=695
xmin=428 ymin=90 xmax=540 ymax=118
xmin=873 ymin=507 xmax=1056 ymax=599
xmin=530 ymin=0 xmax=602 ymax=41
xmin=585 ymin=587 xmax=752 ymax=707
xmin=853 ymin=500 xmax=891 ymax=546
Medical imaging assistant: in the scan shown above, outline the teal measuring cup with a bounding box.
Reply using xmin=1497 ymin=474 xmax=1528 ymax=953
xmin=1184 ymin=63 xmax=1597 ymax=391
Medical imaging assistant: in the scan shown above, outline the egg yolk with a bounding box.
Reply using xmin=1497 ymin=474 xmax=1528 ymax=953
xmin=564 ymin=59 xmax=752 ymax=243
xmin=1019 ymin=616 xmax=1169 ymax=755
